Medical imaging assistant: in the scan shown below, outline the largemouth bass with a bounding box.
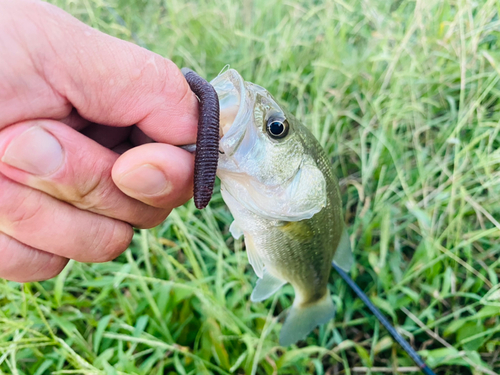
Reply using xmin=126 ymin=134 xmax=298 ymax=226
xmin=211 ymin=69 xmax=353 ymax=346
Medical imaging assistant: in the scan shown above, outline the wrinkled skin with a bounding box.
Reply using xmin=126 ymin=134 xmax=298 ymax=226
xmin=0 ymin=0 xmax=199 ymax=282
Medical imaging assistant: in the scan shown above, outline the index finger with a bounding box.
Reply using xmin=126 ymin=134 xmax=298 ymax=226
xmin=1 ymin=0 xmax=198 ymax=145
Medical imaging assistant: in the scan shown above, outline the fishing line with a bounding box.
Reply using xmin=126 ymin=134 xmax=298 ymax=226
xmin=332 ymin=262 xmax=436 ymax=375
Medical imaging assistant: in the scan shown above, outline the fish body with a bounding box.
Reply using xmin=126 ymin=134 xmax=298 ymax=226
xmin=211 ymin=69 xmax=353 ymax=345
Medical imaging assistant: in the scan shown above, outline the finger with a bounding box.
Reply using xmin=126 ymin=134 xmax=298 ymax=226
xmin=0 ymin=232 xmax=68 ymax=282
xmin=0 ymin=1 xmax=73 ymax=127
xmin=2 ymin=0 xmax=199 ymax=144
xmin=0 ymin=174 xmax=133 ymax=263
xmin=0 ymin=120 xmax=170 ymax=228
xmin=112 ymin=143 xmax=194 ymax=209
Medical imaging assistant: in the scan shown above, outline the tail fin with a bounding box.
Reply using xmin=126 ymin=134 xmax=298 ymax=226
xmin=279 ymin=292 xmax=336 ymax=346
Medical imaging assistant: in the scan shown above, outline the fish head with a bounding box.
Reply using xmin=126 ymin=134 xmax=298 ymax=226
xmin=211 ymin=69 xmax=327 ymax=222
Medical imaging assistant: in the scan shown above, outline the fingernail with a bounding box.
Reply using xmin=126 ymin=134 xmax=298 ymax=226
xmin=119 ymin=164 xmax=171 ymax=196
xmin=1 ymin=126 xmax=63 ymax=176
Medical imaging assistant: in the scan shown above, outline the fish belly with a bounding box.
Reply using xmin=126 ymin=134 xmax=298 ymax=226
xmin=252 ymin=209 xmax=341 ymax=306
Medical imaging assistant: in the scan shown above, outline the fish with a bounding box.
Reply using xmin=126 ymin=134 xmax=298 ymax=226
xmin=210 ymin=69 xmax=353 ymax=346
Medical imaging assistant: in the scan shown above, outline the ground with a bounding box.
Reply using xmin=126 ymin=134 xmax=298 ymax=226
xmin=2 ymin=0 xmax=500 ymax=374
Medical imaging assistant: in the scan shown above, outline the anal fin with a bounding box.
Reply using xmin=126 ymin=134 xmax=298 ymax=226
xmin=332 ymin=227 xmax=353 ymax=272
xmin=250 ymin=270 xmax=287 ymax=302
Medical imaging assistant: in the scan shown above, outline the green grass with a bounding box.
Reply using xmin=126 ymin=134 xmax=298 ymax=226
xmin=3 ymin=0 xmax=500 ymax=374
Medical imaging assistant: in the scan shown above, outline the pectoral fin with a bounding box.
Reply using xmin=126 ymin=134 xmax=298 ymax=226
xmin=250 ymin=270 xmax=287 ymax=302
xmin=332 ymin=227 xmax=353 ymax=272
xmin=244 ymin=234 xmax=264 ymax=278
xmin=229 ymin=220 xmax=243 ymax=239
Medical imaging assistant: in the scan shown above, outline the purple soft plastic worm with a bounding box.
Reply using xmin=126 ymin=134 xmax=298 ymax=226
xmin=181 ymin=68 xmax=220 ymax=209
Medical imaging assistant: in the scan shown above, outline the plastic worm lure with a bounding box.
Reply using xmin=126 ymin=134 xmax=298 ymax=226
xmin=181 ymin=68 xmax=220 ymax=209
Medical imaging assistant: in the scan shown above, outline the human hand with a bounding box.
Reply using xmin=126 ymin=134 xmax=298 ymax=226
xmin=0 ymin=0 xmax=199 ymax=282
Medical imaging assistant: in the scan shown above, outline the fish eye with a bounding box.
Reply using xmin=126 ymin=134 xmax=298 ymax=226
xmin=266 ymin=118 xmax=289 ymax=139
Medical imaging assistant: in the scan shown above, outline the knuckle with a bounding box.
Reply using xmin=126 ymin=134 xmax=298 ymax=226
xmin=161 ymin=59 xmax=192 ymax=107
xmin=0 ymin=177 xmax=46 ymax=236
xmin=9 ymin=201 xmax=42 ymax=228
xmin=132 ymin=206 xmax=170 ymax=229
xmin=60 ymin=160 xmax=164 ymax=229
xmin=4 ymin=188 xmax=44 ymax=230
xmin=90 ymin=220 xmax=132 ymax=263
xmin=39 ymin=254 xmax=68 ymax=280
xmin=67 ymin=162 xmax=115 ymax=212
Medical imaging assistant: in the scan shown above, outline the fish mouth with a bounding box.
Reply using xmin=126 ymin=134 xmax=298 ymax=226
xmin=210 ymin=69 xmax=251 ymax=156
